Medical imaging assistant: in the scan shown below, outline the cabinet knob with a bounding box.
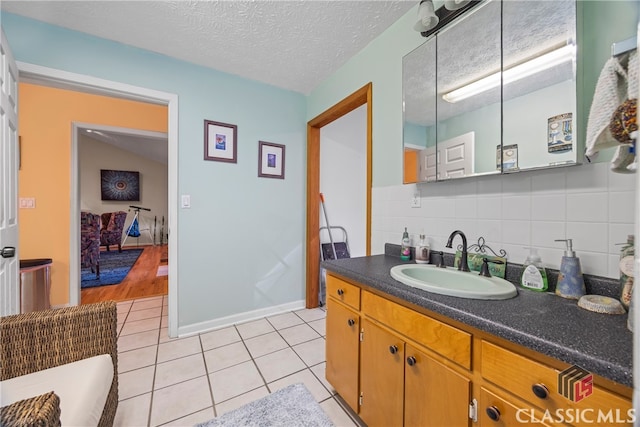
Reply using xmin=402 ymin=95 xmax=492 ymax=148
xmin=337 ymin=288 xmax=344 ymax=296
xmin=486 ymin=406 xmax=501 ymax=421
xmin=389 ymin=345 xmax=398 ymax=354
xmin=532 ymin=383 xmax=549 ymax=399
xmin=406 ymin=356 xmax=417 ymax=366
xmin=347 ymin=319 xmax=355 ymax=326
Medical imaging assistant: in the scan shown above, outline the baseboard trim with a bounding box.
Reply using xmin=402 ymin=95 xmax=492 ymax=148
xmin=177 ymin=299 xmax=306 ymax=337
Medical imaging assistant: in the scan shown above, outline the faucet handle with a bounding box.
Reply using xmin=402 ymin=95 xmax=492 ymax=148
xmin=479 ymin=258 xmax=505 ymax=277
xmin=434 ymin=251 xmax=446 ymax=268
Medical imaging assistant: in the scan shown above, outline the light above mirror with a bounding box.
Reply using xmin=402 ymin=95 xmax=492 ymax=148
xmin=443 ymin=43 xmax=576 ymax=103
xmin=444 ymin=0 xmax=471 ymax=11
xmin=414 ymin=0 xmax=439 ymax=32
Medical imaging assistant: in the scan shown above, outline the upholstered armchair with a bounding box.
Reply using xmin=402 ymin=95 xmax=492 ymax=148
xmin=100 ymin=211 xmax=127 ymax=252
xmin=81 ymin=211 xmax=101 ymax=278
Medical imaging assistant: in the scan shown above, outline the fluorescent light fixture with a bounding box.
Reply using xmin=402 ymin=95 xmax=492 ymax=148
xmin=414 ymin=0 xmax=439 ymax=32
xmin=442 ymin=43 xmax=576 ymax=103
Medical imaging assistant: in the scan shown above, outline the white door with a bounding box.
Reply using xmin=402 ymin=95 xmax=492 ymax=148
xmin=438 ymin=131 xmax=475 ymax=179
xmin=419 ymin=131 xmax=475 ymax=181
xmin=0 ymin=29 xmax=20 ymax=316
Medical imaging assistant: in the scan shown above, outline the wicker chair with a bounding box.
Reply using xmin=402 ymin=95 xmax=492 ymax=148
xmin=0 ymin=302 xmax=118 ymax=427
xmin=100 ymin=211 xmax=127 ymax=252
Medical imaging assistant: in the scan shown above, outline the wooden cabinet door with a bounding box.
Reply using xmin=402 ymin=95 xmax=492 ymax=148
xmin=326 ymin=298 xmax=360 ymax=410
xmin=359 ymin=319 xmax=405 ymax=427
xmin=405 ymin=343 xmax=471 ymax=427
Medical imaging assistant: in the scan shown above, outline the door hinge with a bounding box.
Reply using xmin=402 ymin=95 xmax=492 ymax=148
xmin=469 ymin=398 xmax=478 ymax=423
xmin=360 ymin=329 xmax=364 ymax=342
xmin=359 ymin=392 xmax=363 ymax=407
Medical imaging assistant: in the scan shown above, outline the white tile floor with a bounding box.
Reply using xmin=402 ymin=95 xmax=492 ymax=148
xmin=114 ymin=296 xmax=362 ymax=426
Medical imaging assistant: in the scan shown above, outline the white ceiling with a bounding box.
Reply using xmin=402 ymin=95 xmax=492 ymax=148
xmin=2 ymin=0 xmax=416 ymax=95
xmin=80 ymin=128 xmax=169 ymax=165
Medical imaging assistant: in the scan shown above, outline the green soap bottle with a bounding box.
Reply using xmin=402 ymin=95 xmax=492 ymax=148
xmin=520 ymin=248 xmax=548 ymax=291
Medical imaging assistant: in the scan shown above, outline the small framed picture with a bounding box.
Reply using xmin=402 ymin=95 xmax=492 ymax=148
xmin=204 ymin=120 xmax=237 ymax=163
xmin=258 ymin=141 xmax=285 ymax=179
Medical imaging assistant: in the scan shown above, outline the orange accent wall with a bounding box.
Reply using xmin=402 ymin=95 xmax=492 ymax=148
xmin=18 ymin=83 xmax=167 ymax=306
xmin=403 ymin=149 xmax=418 ymax=184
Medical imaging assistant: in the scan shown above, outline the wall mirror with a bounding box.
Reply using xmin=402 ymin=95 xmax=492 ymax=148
xmin=403 ymin=0 xmax=578 ymax=183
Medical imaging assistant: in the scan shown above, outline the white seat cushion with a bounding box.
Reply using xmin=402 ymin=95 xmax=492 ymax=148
xmin=0 ymin=354 xmax=113 ymax=427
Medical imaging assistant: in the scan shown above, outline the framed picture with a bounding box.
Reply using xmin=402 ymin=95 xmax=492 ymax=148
xmin=258 ymin=141 xmax=285 ymax=179
xmin=204 ymin=120 xmax=237 ymax=163
xmin=101 ymin=169 xmax=140 ymax=201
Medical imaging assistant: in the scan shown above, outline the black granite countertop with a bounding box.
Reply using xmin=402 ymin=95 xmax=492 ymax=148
xmin=321 ymin=254 xmax=633 ymax=388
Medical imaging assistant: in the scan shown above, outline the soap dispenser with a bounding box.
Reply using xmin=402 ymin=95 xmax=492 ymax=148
xmin=415 ymin=234 xmax=430 ymax=264
xmin=554 ymin=239 xmax=586 ymax=299
xmin=520 ymin=248 xmax=548 ymax=291
xmin=401 ymin=228 xmax=411 ymax=261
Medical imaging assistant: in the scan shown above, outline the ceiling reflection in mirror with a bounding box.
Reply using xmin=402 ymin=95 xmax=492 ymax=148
xmin=403 ymin=0 xmax=578 ymax=183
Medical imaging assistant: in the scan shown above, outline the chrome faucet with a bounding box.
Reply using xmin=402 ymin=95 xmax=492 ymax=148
xmin=446 ymin=230 xmax=470 ymax=272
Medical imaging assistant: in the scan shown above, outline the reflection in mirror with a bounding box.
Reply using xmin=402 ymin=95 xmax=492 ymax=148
xmin=502 ymin=0 xmax=577 ymax=171
xmin=402 ymin=0 xmax=579 ymax=183
xmin=403 ymin=38 xmax=436 ymax=183
xmin=436 ymin=0 xmax=501 ymax=179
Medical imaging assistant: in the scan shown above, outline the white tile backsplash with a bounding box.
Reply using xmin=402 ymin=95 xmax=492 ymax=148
xmin=502 ymin=196 xmax=531 ymax=220
xmin=531 ymin=194 xmax=566 ymax=221
xmin=608 ymin=191 xmax=637 ymax=223
xmin=531 ymin=221 xmax=565 ymax=248
xmin=373 ymin=163 xmax=636 ymax=278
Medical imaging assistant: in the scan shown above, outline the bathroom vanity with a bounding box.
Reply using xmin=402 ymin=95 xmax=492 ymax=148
xmin=323 ymin=254 xmax=633 ymax=427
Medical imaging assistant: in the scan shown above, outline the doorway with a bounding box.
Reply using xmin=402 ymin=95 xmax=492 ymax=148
xmin=75 ymin=123 xmax=169 ymax=303
xmin=17 ymin=62 xmax=180 ymax=337
xmin=305 ymin=83 xmax=372 ymax=308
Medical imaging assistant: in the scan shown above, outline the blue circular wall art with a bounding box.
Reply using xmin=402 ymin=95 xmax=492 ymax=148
xmin=100 ymin=169 xmax=140 ymax=201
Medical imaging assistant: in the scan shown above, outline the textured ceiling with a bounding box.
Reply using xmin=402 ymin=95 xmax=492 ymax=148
xmin=2 ymin=0 xmax=416 ymax=95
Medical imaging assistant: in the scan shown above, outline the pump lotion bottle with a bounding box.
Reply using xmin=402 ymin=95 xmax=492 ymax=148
xmin=555 ymin=239 xmax=586 ymax=299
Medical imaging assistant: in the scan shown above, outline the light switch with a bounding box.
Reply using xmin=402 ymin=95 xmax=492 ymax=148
xmin=181 ymin=195 xmax=191 ymax=208
xmin=19 ymin=197 xmax=36 ymax=209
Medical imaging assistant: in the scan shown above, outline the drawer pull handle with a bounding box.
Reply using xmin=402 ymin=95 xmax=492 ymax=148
xmin=389 ymin=345 xmax=398 ymax=355
xmin=486 ymin=406 xmax=501 ymax=421
xmin=347 ymin=319 xmax=355 ymax=326
xmin=532 ymin=383 xmax=549 ymax=399
xmin=406 ymin=356 xmax=417 ymax=366
xmin=337 ymin=289 xmax=344 ymax=296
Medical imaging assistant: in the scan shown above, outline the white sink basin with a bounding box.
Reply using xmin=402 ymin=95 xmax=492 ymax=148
xmin=390 ymin=264 xmax=517 ymax=300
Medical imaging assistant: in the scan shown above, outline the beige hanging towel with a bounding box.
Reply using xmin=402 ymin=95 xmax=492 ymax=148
xmin=585 ymin=55 xmax=628 ymax=160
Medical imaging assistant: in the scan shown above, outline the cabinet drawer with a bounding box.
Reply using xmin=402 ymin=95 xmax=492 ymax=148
xmin=362 ymin=291 xmax=471 ymax=369
xmin=480 ymin=387 xmax=556 ymax=427
xmin=481 ymin=341 xmax=632 ymax=427
xmin=327 ymin=274 xmax=360 ymax=310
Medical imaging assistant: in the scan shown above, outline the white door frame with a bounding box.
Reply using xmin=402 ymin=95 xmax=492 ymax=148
xmin=17 ymin=61 xmax=179 ymax=337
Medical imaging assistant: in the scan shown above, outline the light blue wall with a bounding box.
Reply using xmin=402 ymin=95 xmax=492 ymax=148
xmin=307 ymin=6 xmax=426 ymax=186
xmin=403 ymin=122 xmax=427 ymax=148
xmin=2 ymin=13 xmax=307 ymax=328
xmin=309 ymin=1 xmax=639 ymax=185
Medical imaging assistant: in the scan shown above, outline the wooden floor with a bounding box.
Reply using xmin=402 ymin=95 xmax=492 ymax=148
xmin=81 ymin=245 xmax=168 ymax=304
